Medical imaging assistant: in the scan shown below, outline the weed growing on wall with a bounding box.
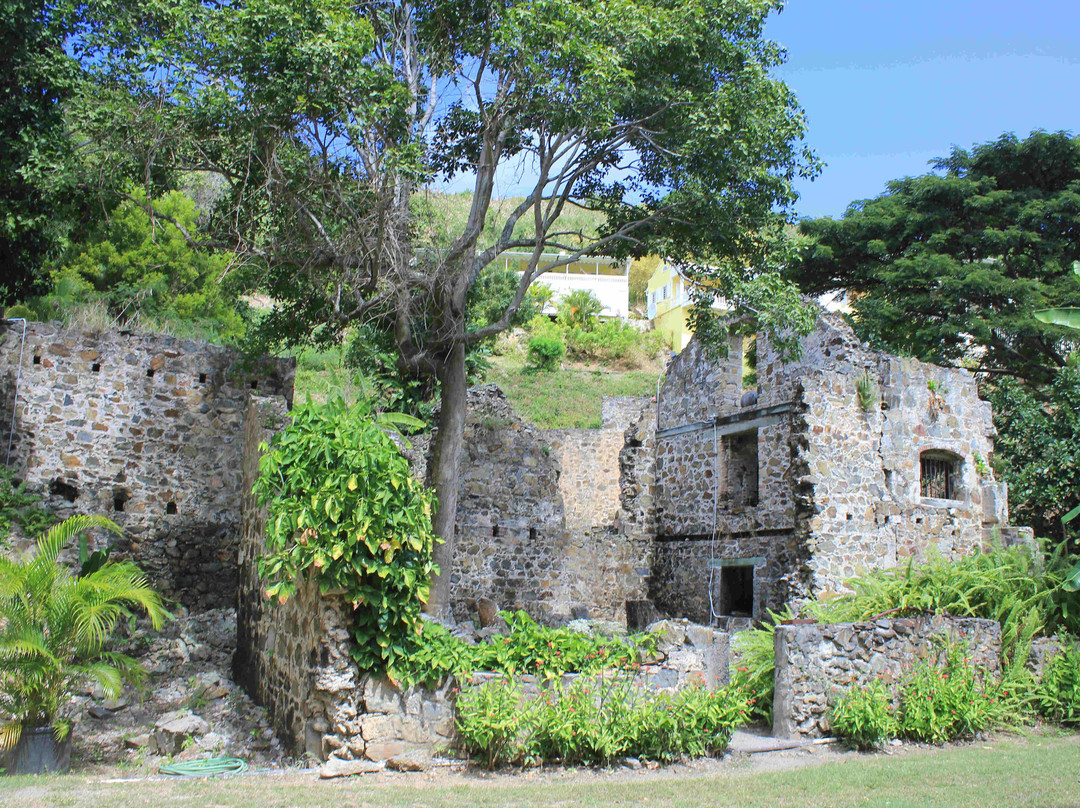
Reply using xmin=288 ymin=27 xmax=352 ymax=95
xmin=0 ymin=467 xmax=54 ymax=542
xmin=253 ymin=395 xmax=438 ymax=675
xmin=455 ymin=672 xmax=751 ymax=768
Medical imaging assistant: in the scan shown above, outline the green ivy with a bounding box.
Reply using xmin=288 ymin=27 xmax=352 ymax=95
xmin=253 ymin=395 xmax=438 ymax=675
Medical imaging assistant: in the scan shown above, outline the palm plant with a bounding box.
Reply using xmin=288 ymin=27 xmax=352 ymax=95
xmin=0 ymin=515 xmax=168 ymax=751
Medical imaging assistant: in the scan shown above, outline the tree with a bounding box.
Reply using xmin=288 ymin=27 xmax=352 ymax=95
xmin=0 ymin=0 xmax=83 ymax=304
xmin=79 ymin=0 xmax=817 ymax=613
xmin=790 ymin=131 xmax=1080 ymax=386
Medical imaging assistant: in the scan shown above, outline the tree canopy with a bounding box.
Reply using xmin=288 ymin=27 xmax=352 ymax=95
xmin=790 ymin=131 xmax=1080 ymax=386
xmin=73 ymin=0 xmax=817 ymax=612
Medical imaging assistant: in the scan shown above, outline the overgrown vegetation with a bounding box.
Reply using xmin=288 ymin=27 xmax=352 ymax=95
xmin=733 ymin=545 xmax=1080 ymax=724
xmin=253 ymin=396 xmax=437 ymax=676
xmin=0 ymin=467 xmax=53 ymax=542
xmin=397 ymin=610 xmax=657 ymax=688
xmin=830 ymin=643 xmax=1002 ymax=748
xmin=455 ymin=673 xmax=750 ymax=768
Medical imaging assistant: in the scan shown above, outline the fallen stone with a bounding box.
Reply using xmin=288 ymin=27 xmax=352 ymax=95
xmin=319 ymin=757 xmax=383 ymax=778
xmin=88 ymin=704 xmax=113 ymax=720
xmin=364 ymin=741 xmax=408 ymax=761
xmin=124 ymin=734 xmax=150 ymax=750
xmin=386 ymin=750 xmax=431 ymax=772
xmin=150 ymin=713 xmax=210 ymax=756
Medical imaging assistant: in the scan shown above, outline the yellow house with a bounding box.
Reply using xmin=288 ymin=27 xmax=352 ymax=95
xmin=646 ymin=262 xmax=729 ymax=352
xmin=646 ymin=261 xmax=852 ymax=353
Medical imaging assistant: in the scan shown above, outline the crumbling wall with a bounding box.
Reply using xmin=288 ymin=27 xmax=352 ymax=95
xmin=772 ymin=615 xmax=1001 ymax=738
xmin=0 ymin=321 xmax=293 ymax=607
xmin=234 ymin=397 xmax=455 ymax=762
xmin=649 ymin=311 xmax=1026 ymax=622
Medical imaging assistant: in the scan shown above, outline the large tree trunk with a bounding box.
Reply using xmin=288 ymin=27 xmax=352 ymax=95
xmin=425 ymin=341 xmax=468 ymax=617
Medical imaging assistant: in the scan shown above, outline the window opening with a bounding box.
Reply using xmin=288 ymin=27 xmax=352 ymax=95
xmin=920 ymin=451 xmax=960 ymax=500
xmin=721 ymin=429 xmax=759 ymax=507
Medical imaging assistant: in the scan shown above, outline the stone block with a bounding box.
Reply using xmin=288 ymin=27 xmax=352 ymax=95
xmin=319 ymin=757 xmax=382 ymax=778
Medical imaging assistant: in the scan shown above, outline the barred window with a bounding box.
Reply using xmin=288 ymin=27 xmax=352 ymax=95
xmin=920 ymin=451 xmax=961 ymax=500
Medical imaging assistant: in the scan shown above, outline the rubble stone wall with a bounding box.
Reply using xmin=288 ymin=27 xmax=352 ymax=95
xmin=0 ymin=320 xmax=293 ymax=607
xmin=234 ymin=397 xmax=456 ymax=762
xmin=649 ymin=312 xmax=1022 ymax=621
xmin=772 ymin=615 xmax=1001 ymax=738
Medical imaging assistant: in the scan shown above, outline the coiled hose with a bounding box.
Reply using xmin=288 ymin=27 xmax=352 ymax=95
xmin=159 ymin=757 xmax=249 ymax=777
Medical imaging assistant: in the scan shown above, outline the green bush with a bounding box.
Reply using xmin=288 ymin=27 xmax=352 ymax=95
xmin=455 ymin=672 xmax=751 ymax=768
xmin=898 ymin=643 xmax=1000 ymax=743
xmin=830 ymin=678 xmax=897 ymax=750
xmin=253 ymin=395 xmax=438 ymax=676
xmin=1034 ymin=643 xmax=1080 ymax=725
xmin=398 ymin=610 xmax=655 ymax=687
xmin=556 ymin=290 xmax=603 ymax=330
xmin=526 ymin=323 xmax=566 ymax=371
xmin=565 ymin=319 xmax=668 ymax=367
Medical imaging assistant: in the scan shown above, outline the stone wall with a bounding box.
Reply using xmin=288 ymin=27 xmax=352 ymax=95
xmin=234 ymin=397 xmax=456 ymax=763
xmin=647 ymin=311 xmax=1029 ymax=623
xmin=601 ymin=396 xmax=652 ymax=430
xmin=0 ymin=320 xmax=293 ymax=607
xmin=772 ymin=615 xmax=1002 ymax=738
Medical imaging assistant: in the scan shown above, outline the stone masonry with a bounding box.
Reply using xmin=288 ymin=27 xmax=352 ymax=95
xmin=0 ymin=320 xmax=293 ymax=607
xmin=648 ymin=312 xmax=1032 ymax=627
xmin=772 ymin=615 xmax=1002 ymax=738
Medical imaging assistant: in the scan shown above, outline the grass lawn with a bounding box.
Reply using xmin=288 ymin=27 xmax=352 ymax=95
xmin=487 ymin=355 xmax=660 ymax=429
xmin=4 ymin=733 xmax=1078 ymax=808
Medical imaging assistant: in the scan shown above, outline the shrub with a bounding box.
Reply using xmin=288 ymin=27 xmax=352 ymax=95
xmin=564 ymin=319 xmax=668 ymax=367
xmin=1034 ymin=643 xmax=1080 ymax=725
xmin=455 ymin=672 xmax=751 ymax=768
xmin=730 ymin=607 xmax=793 ymax=723
xmin=525 ymin=319 xmax=566 ymax=371
xmin=898 ymin=643 xmax=999 ymax=743
xmin=556 ymin=290 xmax=603 ymax=330
xmin=830 ymin=679 xmax=897 ymax=750
xmin=0 ymin=467 xmax=53 ymax=542
xmin=253 ymin=395 xmax=438 ymax=676
xmin=398 ymin=610 xmax=655 ymax=687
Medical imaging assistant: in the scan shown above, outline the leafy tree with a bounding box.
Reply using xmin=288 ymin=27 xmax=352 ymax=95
xmin=988 ymin=368 xmax=1080 ymax=546
xmin=0 ymin=0 xmax=84 ymax=304
xmin=790 ymin=131 xmax=1080 ymax=386
xmin=50 ymin=188 xmax=248 ymax=339
xmin=78 ymin=0 xmax=817 ymax=612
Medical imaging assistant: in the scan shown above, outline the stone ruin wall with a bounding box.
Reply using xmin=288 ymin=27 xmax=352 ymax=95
xmin=0 ymin=321 xmax=293 ymax=607
xmin=428 ymin=386 xmax=653 ymax=624
xmin=648 ymin=312 xmax=1027 ymax=625
xmin=234 ymin=396 xmax=456 ymax=763
xmin=772 ymin=615 xmax=1002 ymax=738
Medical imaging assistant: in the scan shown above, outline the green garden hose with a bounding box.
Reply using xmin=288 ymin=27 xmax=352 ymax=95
xmin=159 ymin=757 xmax=249 ymax=777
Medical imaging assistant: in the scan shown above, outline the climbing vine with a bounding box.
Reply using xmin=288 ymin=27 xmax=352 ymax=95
xmin=253 ymin=396 xmax=438 ymax=674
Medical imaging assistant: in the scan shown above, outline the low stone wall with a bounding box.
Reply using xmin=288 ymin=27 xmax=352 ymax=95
xmin=772 ymin=615 xmax=1001 ymax=739
xmin=601 ymin=396 xmax=651 ymax=431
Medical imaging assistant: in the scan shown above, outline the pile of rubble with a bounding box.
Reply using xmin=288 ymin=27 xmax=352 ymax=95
xmin=69 ymin=608 xmax=292 ymax=772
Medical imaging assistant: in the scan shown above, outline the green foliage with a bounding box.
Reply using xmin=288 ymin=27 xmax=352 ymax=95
xmin=1032 ymin=643 xmax=1080 ymax=725
xmin=829 ymin=678 xmax=897 ymax=750
xmin=564 ymin=320 xmax=669 ymax=368
xmin=730 ymin=607 xmax=793 ymax=723
xmin=791 ymin=132 xmax=1080 ymax=387
xmin=898 ymin=643 xmax=1000 ymax=743
xmin=855 ymin=371 xmax=878 ymax=412
xmin=0 ymin=515 xmax=168 ymax=749
xmin=988 ymin=368 xmax=1080 ymax=545
xmin=525 ymin=318 xmax=567 ymax=371
xmin=557 ymin=290 xmax=603 ymax=331
xmin=398 ymin=610 xmax=655 ymax=688
xmin=48 ymin=188 xmax=247 ymax=341
xmin=455 ymin=672 xmax=751 ymax=768
xmin=0 ymin=467 xmax=54 ymax=541
xmin=253 ymin=396 xmax=438 ymax=676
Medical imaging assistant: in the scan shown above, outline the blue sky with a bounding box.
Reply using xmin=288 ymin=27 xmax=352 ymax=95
xmin=769 ymin=0 xmax=1080 ymax=219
